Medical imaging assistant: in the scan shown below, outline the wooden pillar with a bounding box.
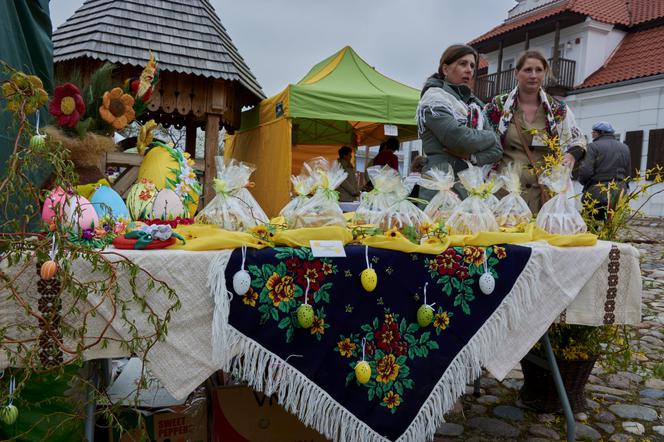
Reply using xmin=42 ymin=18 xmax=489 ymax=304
xmin=494 ymin=40 xmax=504 ymax=96
xmin=552 ymin=20 xmax=561 ymax=80
xmin=203 ymin=113 xmax=221 ymax=207
xmin=185 ymin=120 xmax=197 ymax=158
xmin=524 ymin=31 xmax=530 ymax=50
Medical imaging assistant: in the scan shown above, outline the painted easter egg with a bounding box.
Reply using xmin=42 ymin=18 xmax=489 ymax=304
xmin=296 ymin=304 xmax=315 ymax=329
xmin=479 ymin=272 xmax=495 ymax=295
xmin=417 ymin=304 xmax=434 ymax=327
xmin=90 ymin=185 xmax=130 ymax=220
xmin=41 ymin=187 xmax=67 ymax=224
xmin=40 ymin=260 xmax=58 ymax=280
xmin=63 ymin=194 xmax=99 ymax=232
xmin=360 ymin=268 xmax=377 ymax=292
xmin=0 ymin=404 xmax=18 ymax=425
xmin=354 ymin=361 xmax=371 ymax=384
xmin=232 ymin=270 xmax=251 ymax=296
xmin=126 ymin=180 xmax=157 ymax=220
xmin=137 ymin=145 xmax=200 ymax=216
xmin=30 ymin=134 xmax=46 ymax=149
xmin=151 ymin=188 xmax=185 ymax=220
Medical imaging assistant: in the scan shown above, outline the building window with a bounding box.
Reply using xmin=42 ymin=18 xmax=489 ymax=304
xmin=502 ymin=58 xmax=514 ymax=71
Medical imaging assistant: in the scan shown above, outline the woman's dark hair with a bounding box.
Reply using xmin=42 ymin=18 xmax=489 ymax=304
xmin=338 ymin=145 xmax=352 ymax=158
xmin=438 ymin=44 xmax=479 ymax=78
xmin=516 ymin=50 xmax=549 ymax=72
xmin=385 ymin=137 xmax=400 ymax=152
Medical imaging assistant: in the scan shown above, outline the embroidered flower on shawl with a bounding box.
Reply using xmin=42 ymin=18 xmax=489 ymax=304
xmin=337 ymin=338 xmax=356 ymax=358
xmin=242 ymin=288 xmax=258 ymax=307
xmin=455 ymin=267 xmax=470 ymax=281
xmin=493 ymin=245 xmax=507 ymax=259
xmin=321 ymin=262 xmax=334 ymax=276
xmin=310 ymin=316 xmax=325 ymax=335
xmin=463 ymin=246 xmax=484 ymax=267
xmin=434 ymin=311 xmax=451 ymax=332
xmin=265 ymin=273 xmax=295 ymax=307
xmin=382 ymin=391 xmax=401 ymax=409
xmin=376 ymin=354 xmax=400 ymax=383
xmin=434 ymin=249 xmax=462 ymax=276
xmin=375 ymin=320 xmax=401 ymax=353
xmin=286 ymin=258 xmax=325 ymax=292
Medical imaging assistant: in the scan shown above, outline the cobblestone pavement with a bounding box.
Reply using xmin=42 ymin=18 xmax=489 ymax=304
xmin=435 ymin=218 xmax=664 ymax=442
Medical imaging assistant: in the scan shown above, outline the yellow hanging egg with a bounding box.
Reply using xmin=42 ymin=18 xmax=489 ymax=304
xmin=360 ymin=268 xmax=377 ymax=292
xmin=137 ymin=144 xmax=201 ymax=217
xmin=417 ymin=304 xmax=435 ymax=327
xmin=126 ymin=180 xmax=157 ymax=220
xmin=296 ymin=304 xmax=315 ymax=328
xmin=0 ymin=404 xmax=18 ymax=425
xmin=354 ymin=361 xmax=371 ymax=384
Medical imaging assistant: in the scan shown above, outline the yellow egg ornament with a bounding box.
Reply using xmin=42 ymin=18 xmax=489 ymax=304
xmin=297 ymin=304 xmax=314 ymax=328
xmin=416 ymin=283 xmax=435 ymax=327
xmin=360 ymin=246 xmax=377 ymax=292
xmin=354 ymin=361 xmax=371 ymax=384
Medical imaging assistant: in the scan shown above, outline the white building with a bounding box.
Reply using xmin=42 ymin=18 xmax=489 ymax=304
xmin=470 ymin=0 xmax=664 ymax=215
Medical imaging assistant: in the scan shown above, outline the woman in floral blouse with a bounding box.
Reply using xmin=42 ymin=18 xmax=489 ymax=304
xmin=484 ymin=50 xmax=586 ymax=212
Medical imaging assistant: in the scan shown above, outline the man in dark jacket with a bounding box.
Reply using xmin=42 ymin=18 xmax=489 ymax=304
xmin=578 ymin=121 xmax=631 ymax=219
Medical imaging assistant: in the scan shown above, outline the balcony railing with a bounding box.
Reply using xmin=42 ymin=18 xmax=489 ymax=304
xmin=475 ymin=57 xmax=576 ymax=103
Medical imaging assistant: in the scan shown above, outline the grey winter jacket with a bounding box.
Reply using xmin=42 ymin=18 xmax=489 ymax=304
xmin=578 ymin=134 xmax=631 ymax=203
xmin=417 ymin=74 xmax=502 ymax=198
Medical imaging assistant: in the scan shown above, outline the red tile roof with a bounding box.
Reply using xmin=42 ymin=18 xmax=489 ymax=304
xmin=470 ymin=0 xmax=664 ymax=45
xmin=478 ymin=55 xmax=489 ymax=70
xmin=577 ymin=25 xmax=664 ymax=89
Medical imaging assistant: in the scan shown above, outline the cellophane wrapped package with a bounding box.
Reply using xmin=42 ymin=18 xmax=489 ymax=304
xmin=493 ymin=162 xmax=533 ymax=227
xmin=194 ymin=159 xmax=268 ymax=230
xmin=483 ymin=166 xmax=503 ymax=211
xmin=291 ymin=157 xmax=347 ymax=228
xmin=419 ymin=164 xmax=461 ymax=225
xmin=352 ymin=165 xmax=402 ymax=225
xmin=536 ymin=164 xmax=587 ymax=234
xmin=280 ymin=174 xmax=316 ymax=228
xmin=446 ymin=164 xmax=499 ymax=235
xmin=374 ymin=174 xmax=431 ymax=231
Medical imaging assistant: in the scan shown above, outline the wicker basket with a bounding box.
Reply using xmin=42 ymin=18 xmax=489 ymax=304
xmin=519 ymin=357 xmax=596 ymax=413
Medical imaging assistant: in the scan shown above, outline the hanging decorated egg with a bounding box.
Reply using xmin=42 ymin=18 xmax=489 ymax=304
xmin=296 ymin=304 xmax=314 ymax=328
xmin=151 ymin=188 xmax=185 ymax=220
xmin=360 ymin=268 xmax=377 ymax=292
xmin=30 ymin=134 xmax=46 ymax=149
xmin=479 ymin=272 xmax=495 ymax=295
xmin=0 ymin=404 xmax=18 ymax=425
xmin=90 ymin=185 xmax=130 ymax=220
xmin=137 ymin=144 xmax=201 ymax=217
xmin=41 ymin=187 xmax=67 ymax=224
xmin=40 ymin=260 xmax=58 ymax=280
xmin=417 ymin=304 xmax=434 ymax=327
xmin=63 ymin=194 xmax=99 ymax=233
xmin=354 ymin=361 xmax=371 ymax=384
xmin=232 ymin=269 xmax=251 ymax=296
xmin=126 ymin=180 xmax=157 ymax=220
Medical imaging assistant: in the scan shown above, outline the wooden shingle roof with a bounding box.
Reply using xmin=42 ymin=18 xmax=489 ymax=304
xmin=53 ymin=0 xmax=265 ymax=100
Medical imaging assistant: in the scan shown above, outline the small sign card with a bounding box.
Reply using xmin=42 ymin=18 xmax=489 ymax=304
xmin=384 ymin=124 xmax=398 ymax=136
xmin=310 ymin=240 xmax=346 ymax=257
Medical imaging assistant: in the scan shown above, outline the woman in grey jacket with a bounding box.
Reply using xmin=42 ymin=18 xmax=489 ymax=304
xmin=416 ymin=44 xmax=503 ymax=199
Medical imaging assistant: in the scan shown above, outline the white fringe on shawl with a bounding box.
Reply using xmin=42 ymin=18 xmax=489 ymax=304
xmin=416 ymin=86 xmax=485 ymax=135
xmin=207 ymin=250 xmax=233 ymax=366
xmin=208 ymin=247 xmax=547 ymax=442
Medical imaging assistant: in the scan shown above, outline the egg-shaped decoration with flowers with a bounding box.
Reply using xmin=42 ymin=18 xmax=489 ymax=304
xmin=137 ymin=142 xmax=201 ymax=217
xmin=90 ymin=185 xmax=130 ymax=221
xmin=151 ymin=188 xmax=185 ymax=220
xmin=126 ymin=179 xmax=157 ymax=221
xmin=63 ymin=194 xmax=99 ymax=233
xmin=42 ymin=186 xmax=67 ymax=224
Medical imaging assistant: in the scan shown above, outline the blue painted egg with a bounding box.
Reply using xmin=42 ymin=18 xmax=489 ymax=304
xmin=90 ymin=186 xmax=130 ymax=221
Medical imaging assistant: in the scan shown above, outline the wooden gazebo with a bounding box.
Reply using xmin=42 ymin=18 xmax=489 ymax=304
xmin=52 ymin=0 xmax=265 ymax=205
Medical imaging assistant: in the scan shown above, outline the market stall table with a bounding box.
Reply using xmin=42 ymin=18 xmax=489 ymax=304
xmin=0 ymin=240 xmax=641 ymax=442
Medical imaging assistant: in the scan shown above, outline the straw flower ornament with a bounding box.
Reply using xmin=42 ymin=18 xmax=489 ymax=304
xmin=99 ymin=87 xmax=136 ymax=130
xmin=48 ymin=82 xmax=85 ymax=128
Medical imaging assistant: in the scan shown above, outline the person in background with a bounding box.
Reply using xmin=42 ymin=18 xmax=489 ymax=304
xmin=337 ymin=145 xmax=360 ymax=202
xmin=372 ymin=137 xmax=400 ymax=171
xmin=578 ymin=121 xmax=631 ymax=220
xmin=408 ymin=155 xmax=427 ymax=198
xmin=485 ymin=49 xmax=586 ymax=213
xmin=416 ymin=44 xmax=503 ymax=200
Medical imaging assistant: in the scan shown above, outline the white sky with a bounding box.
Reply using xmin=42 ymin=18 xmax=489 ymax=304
xmin=48 ymin=0 xmax=516 ymax=97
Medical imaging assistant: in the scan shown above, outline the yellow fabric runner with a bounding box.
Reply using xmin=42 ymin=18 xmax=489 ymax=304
xmin=169 ymin=223 xmax=596 ymax=253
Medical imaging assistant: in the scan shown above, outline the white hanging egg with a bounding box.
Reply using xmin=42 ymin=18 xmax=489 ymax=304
xmin=151 ymin=188 xmax=185 ymax=220
xmin=479 ymin=272 xmax=495 ymax=295
xmin=233 ymin=269 xmax=251 ymax=295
